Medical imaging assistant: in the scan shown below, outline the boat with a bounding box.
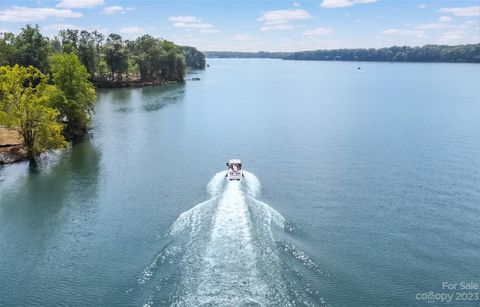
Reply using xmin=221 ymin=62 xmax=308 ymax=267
xmin=226 ymin=159 xmax=243 ymax=181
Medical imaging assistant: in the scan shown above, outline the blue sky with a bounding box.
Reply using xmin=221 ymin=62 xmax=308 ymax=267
xmin=1 ymin=0 xmax=479 ymax=51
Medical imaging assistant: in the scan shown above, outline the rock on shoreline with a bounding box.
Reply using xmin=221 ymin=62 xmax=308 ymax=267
xmin=0 ymin=128 xmax=27 ymax=164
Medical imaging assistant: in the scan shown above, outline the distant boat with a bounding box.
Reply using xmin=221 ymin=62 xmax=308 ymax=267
xmin=191 ymin=77 xmax=201 ymax=81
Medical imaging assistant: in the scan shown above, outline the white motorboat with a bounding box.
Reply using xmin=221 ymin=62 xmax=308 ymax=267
xmin=226 ymin=159 xmax=243 ymax=181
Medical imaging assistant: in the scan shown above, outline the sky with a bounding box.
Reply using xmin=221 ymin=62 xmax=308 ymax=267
xmin=0 ymin=0 xmax=479 ymax=52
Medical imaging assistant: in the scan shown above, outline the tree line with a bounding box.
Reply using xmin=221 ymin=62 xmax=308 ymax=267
xmin=0 ymin=24 xmax=206 ymax=86
xmin=0 ymin=24 xmax=206 ymax=161
xmin=0 ymin=54 xmax=95 ymax=159
xmin=205 ymin=44 xmax=480 ymax=63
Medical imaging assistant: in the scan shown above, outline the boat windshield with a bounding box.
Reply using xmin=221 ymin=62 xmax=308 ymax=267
xmin=228 ymin=163 xmax=242 ymax=171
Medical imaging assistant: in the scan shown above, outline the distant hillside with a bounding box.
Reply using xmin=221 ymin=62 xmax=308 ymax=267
xmin=205 ymin=44 xmax=480 ymax=63
xmin=204 ymin=51 xmax=288 ymax=59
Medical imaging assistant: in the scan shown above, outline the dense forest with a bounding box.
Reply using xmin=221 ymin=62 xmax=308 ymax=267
xmin=205 ymin=44 xmax=480 ymax=63
xmin=0 ymin=24 xmax=206 ymax=87
xmin=0 ymin=24 xmax=205 ymax=161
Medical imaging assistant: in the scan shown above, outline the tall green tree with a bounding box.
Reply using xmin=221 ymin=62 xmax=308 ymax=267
xmin=49 ymin=53 xmax=96 ymax=137
xmin=0 ymin=65 xmax=66 ymax=158
xmin=13 ymin=25 xmax=51 ymax=72
xmin=0 ymin=32 xmax=16 ymax=66
xmin=58 ymin=29 xmax=79 ymax=54
xmin=104 ymin=34 xmax=129 ymax=81
xmin=78 ymin=30 xmax=96 ymax=75
xmin=181 ymin=46 xmax=206 ymax=69
xmin=92 ymin=30 xmax=104 ymax=76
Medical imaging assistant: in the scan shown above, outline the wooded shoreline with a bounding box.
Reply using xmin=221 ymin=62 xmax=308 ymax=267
xmin=0 ymin=25 xmax=206 ymax=164
xmin=204 ymin=44 xmax=480 ymax=63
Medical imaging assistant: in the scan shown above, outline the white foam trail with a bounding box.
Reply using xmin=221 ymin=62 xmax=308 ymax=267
xmin=206 ymin=171 xmax=227 ymax=197
xmin=170 ymin=197 xmax=219 ymax=236
xmin=180 ymin=181 xmax=269 ymax=306
xmin=169 ymin=171 xmax=290 ymax=306
xmin=248 ymin=197 xmax=285 ymax=230
xmin=133 ymin=171 xmax=321 ymax=306
xmin=243 ymin=170 xmax=261 ymax=197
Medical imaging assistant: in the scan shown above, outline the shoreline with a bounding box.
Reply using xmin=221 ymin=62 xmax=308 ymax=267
xmin=0 ymin=79 xmax=186 ymax=165
xmin=93 ymin=79 xmax=182 ymax=89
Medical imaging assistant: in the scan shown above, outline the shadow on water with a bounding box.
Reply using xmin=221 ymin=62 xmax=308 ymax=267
xmin=118 ymin=171 xmax=328 ymax=307
xmin=96 ymin=83 xmax=186 ymax=113
xmin=0 ymin=140 xmax=101 ymax=305
xmin=141 ymin=83 xmax=186 ymax=112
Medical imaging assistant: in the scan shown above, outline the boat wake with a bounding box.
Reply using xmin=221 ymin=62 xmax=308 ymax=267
xmin=130 ymin=171 xmax=325 ymax=306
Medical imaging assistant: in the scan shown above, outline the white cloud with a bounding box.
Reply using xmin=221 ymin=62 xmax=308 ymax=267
xmin=416 ymin=23 xmax=449 ymax=30
xmin=43 ymin=23 xmax=79 ymax=31
xmin=258 ymin=9 xmax=311 ymax=24
xmin=438 ymin=30 xmax=467 ymax=44
xmin=292 ymin=2 xmax=301 ymax=7
xmin=101 ymin=6 xmax=133 ymax=15
xmin=119 ymin=26 xmax=145 ymax=35
xmin=232 ymin=33 xmax=258 ymax=41
xmin=41 ymin=24 xmax=109 ymax=37
xmin=417 ymin=3 xmax=427 ymax=9
xmin=320 ymin=0 xmax=377 ymax=9
xmin=439 ymin=6 xmax=480 ymax=17
xmin=261 ymin=24 xmax=295 ymax=31
xmin=258 ymin=9 xmax=311 ymax=31
xmin=303 ymin=27 xmax=334 ymax=36
xmin=0 ymin=6 xmax=82 ymax=22
xmin=169 ymin=16 xmax=202 ymax=23
xmin=169 ymin=15 xmax=218 ymax=33
xmin=438 ymin=16 xmax=452 ymax=23
xmin=173 ymin=22 xmax=213 ymax=29
xmin=57 ymin=0 xmax=104 ymax=9
xmin=381 ymin=29 xmax=425 ymax=36
xmin=199 ymin=29 xmax=220 ymax=33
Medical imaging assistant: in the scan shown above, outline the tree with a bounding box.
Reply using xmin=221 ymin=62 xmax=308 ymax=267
xmin=0 ymin=65 xmax=66 ymax=158
xmin=104 ymin=34 xmax=129 ymax=81
xmin=49 ymin=53 xmax=96 ymax=137
xmin=181 ymin=46 xmax=206 ymax=69
xmin=0 ymin=32 xmax=17 ymax=66
xmin=58 ymin=29 xmax=79 ymax=53
xmin=78 ymin=30 xmax=96 ymax=75
xmin=91 ymin=30 xmax=104 ymax=76
xmin=13 ymin=25 xmax=51 ymax=71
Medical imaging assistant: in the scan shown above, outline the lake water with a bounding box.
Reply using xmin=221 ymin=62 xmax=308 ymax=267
xmin=0 ymin=59 xmax=479 ymax=306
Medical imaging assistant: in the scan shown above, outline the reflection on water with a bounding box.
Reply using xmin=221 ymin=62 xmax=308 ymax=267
xmin=0 ymin=140 xmax=101 ymax=305
xmin=96 ymin=83 xmax=186 ymax=113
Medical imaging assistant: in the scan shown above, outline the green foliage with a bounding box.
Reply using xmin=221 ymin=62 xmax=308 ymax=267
xmin=13 ymin=25 xmax=51 ymax=71
xmin=49 ymin=53 xmax=96 ymax=137
xmin=181 ymin=46 xmax=206 ymax=69
xmin=77 ymin=30 xmax=96 ymax=75
xmin=58 ymin=29 xmax=79 ymax=53
xmin=0 ymin=65 xmax=66 ymax=157
xmin=128 ymin=35 xmax=186 ymax=81
xmin=104 ymin=34 xmax=129 ymax=81
xmin=1 ymin=25 xmax=203 ymax=85
xmin=205 ymin=45 xmax=480 ymax=63
xmin=0 ymin=32 xmax=16 ymax=66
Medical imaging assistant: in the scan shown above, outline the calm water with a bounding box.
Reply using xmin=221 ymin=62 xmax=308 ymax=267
xmin=1 ymin=59 xmax=479 ymax=306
